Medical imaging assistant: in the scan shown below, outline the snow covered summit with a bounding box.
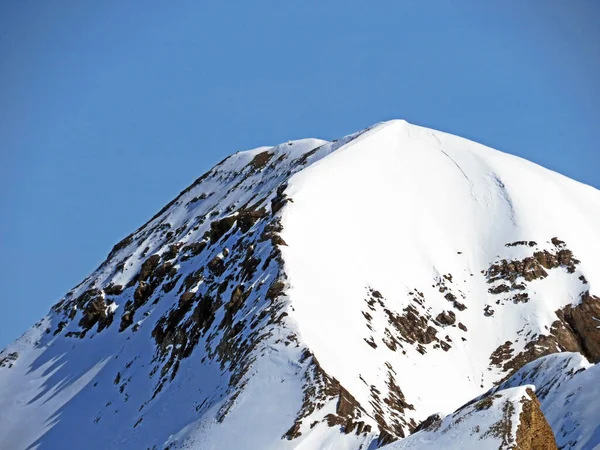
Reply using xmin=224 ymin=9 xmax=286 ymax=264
xmin=1 ymin=120 xmax=599 ymax=449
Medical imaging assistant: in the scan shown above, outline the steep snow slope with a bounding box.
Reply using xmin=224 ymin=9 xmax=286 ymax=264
xmin=1 ymin=120 xmax=599 ymax=450
xmin=281 ymin=120 xmax=600 ymax=436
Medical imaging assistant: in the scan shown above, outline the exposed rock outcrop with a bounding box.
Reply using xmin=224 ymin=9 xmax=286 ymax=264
xmin=515 ymin=388 xmax=558 ymax=450
xmin=490 ymin=291 xmax=600 ymax=383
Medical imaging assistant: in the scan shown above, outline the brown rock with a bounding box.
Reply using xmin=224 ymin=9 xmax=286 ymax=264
xmin=163 ymin=243 xmax=182 ymax=260
xmin=249 ymin=150 xmax=273 ymax=170
xmin=207 ymin=255 xmax=226 ymax=276
xmin=134 ymin=281 xmax=154 ymax=307
xmin=412 ymin=413 xmax=442 ymax=433
xmin=515 ymin=389 xmax=558 ymax=450
xmin=488 ymin=283 xmax=511 ymax=295
xmin=154 ymin=261 xmax=174 ymax=280
xmin=435 ymin=310 xmax=456 ymax=326
xmin=271 ymin=184 xmax=289 ymax=214
xmin=181 ymin=241 xmax=207 ymax=258
xmin=266 ymin=281 xmax=285 ymax=301
xmin=179 ymin=291 xmax=195 ymax=304
xmin=140 ymin=254 xmax=161 ymax=281
xmin=560 ymin=292 xmax=600 ymax=363
xmin=119 ymin=311 xmax=134 ymax=332
xmin=385 ymin=304 xmax=438 ymax=346
xmin=74 ymin=289 xmax=114 ymax=333
xmin=207 ymin=216 xmax=237 ymax=243
xmin=237 ymin=208 xmax=266 ymax=233
xmin=103 ymin=283 xmax=123 ymax=296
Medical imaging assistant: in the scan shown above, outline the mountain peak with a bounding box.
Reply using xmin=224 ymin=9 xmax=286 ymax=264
xmin=1 ymin=121 xmax=599 ymax=449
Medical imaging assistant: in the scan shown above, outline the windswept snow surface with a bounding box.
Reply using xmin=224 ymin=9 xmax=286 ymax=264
xmin=1 ymin=120 xmax=599 ymax=450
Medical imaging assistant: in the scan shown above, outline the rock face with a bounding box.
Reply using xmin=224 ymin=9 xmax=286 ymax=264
xmin=487 ymin=291 xmax=600 ymax=385
xmin=0 ymin=120 xmax=599 ymax=450
xmin=560 ymin=292 xmax=600 ymax=363
xmin=514 ymin=389 xmax=557 ymax=450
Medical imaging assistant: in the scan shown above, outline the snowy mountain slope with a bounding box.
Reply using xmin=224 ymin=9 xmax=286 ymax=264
xmin=280 ymin=120 xmax=600 ymax=440
xmin=1 ymin=119 xmax=599 ymax=449
xmin=492 ymin=352 xmax=600 ymax=449
xmin=381 ymin=385 xmax=557 ymax=450
xmin=0 ymin=132 xmax=381 ymax=450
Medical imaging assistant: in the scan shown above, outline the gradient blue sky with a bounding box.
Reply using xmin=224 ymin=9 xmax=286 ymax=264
xmin=1 ymin=1 xmax=598 ymax=347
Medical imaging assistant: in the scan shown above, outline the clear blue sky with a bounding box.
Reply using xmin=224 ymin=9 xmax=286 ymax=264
xmin=1 ymin=1 xmax=598 ymax=348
